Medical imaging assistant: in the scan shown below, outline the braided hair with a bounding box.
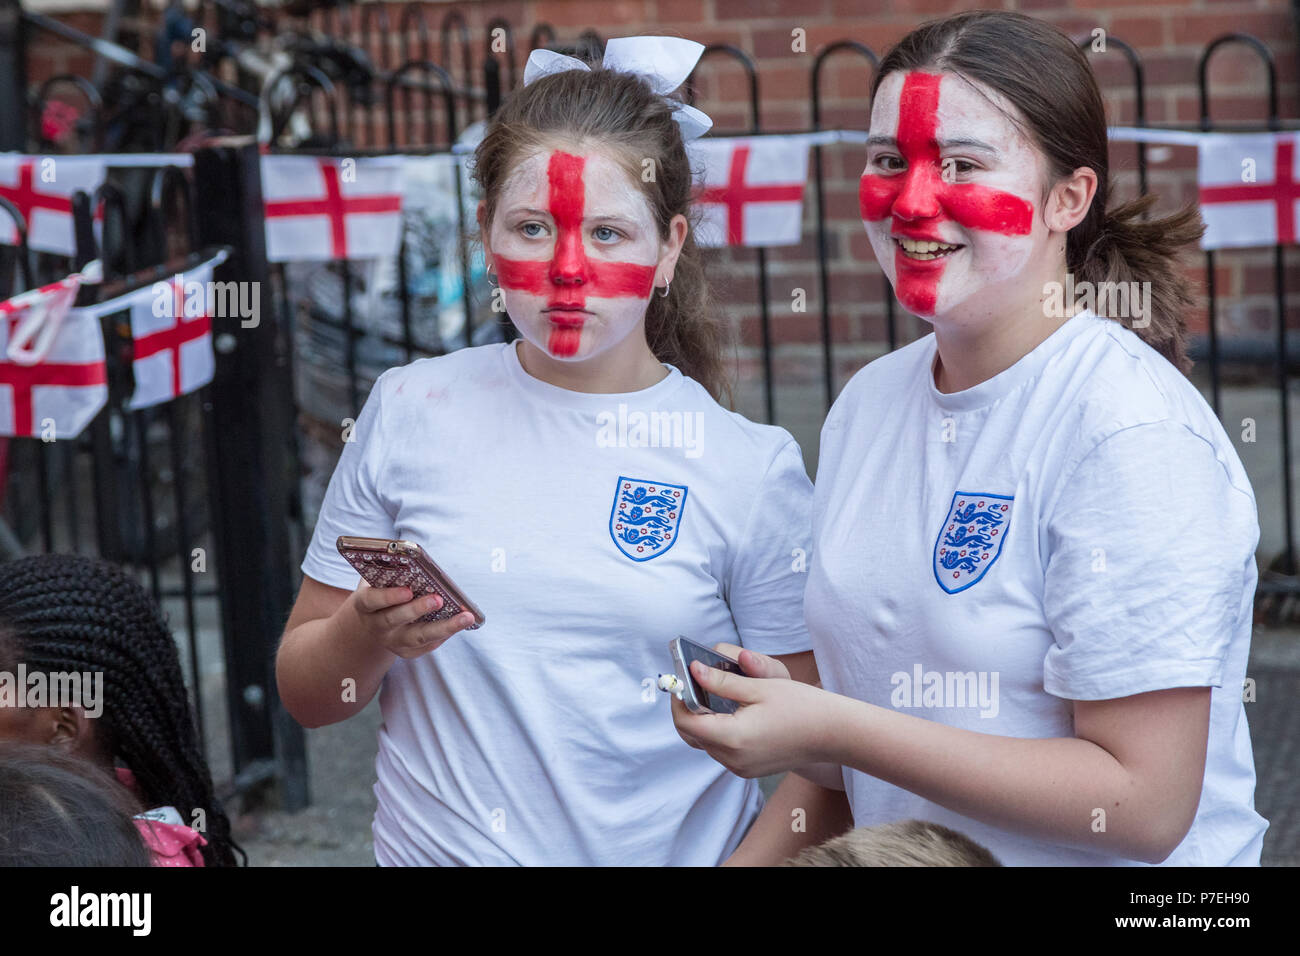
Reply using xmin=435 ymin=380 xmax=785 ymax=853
xmin=0 ymin=553 xmax=244 ymax=866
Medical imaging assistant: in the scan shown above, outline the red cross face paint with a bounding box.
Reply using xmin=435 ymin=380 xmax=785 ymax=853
xmin=491 ymin=149 xmax=659 ymax=361
xmin=859 ymin=71 xmax=1045 ymax=319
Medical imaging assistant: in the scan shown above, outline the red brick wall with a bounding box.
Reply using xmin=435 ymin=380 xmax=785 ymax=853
xmin=25 ymin=11 xmax=109 ymax=84
xmin=24 ymin=0 xmax=1298 ymax=385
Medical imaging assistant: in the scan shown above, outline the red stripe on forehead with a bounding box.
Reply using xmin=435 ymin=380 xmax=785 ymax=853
xmin=548 ymin=151 xmax=586 ymax=279
xmin=548 ymin=150 xmax=585 ymax=205
xmin=897 ymin=71 xmax=942 ymax=159
xmin=495 ymin=150 xmax=656 ymax=302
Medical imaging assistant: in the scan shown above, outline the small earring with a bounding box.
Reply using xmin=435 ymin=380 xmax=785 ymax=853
xmin=658 ymin=280 xmax=670 ymax=298
xmin=486 ymin=263 xmax=499 ymax=287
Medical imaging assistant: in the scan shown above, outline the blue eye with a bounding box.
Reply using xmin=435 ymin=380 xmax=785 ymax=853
xmin=520 ymin=222 xmax=545 ymax=237
xmin=593 ymin=225 xmax=620 ymax=242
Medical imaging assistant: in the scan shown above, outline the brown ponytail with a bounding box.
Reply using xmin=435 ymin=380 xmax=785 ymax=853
xmin=1071 ymin=193 xmax=1204 ymax=375
xmin=471 ymin=64 xmax=733 ymax=404
xmin=873 ymin=10 xmax=1206 ymax=375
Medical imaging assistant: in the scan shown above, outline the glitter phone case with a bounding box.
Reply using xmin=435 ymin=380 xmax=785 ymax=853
xmin=335 ymin=536 xmax=485 ymax=629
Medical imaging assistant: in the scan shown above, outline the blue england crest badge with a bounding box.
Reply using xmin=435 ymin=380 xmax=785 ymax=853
xmin=609 ymin=476 xmax=688 ymax=562
xmin=933 ymin=491 xmax=1013 ymax=593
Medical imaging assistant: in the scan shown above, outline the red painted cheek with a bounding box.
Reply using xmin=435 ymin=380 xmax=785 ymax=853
xmin=859 ymin=174 xmax=898 ymax=222
xmin=941 ymin=189 xmax=1034 ymax=236
xmin=589 ymin=263 xmax=656 ymax=298
xmin=860 ymin=168 xmax=1034 ymax=237
xmin=496 ymin=258 xmax=549 ymax=292
xmin=495 ymin=259 xmax=655 ymax=298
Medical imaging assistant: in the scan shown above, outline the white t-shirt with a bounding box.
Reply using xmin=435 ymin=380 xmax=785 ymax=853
xmin=805 ymin=309 xmax=1267 ymax=866
xmin=301 ymin=341 xmax=814 ymax=866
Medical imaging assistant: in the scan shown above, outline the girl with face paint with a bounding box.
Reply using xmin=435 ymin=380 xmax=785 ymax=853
xmin=674 ymin=12 xmax=1267 ymax=867
xmin=483 ymin=145 xmax=670 ymax=381
xmin=276 ymin=38 xmax=823 ymax=867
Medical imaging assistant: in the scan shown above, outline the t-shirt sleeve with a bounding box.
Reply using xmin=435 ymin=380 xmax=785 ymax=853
xmin=724 ymin=437 xmax=816 ymax=656
xmin=299 ymin=371 xmax=399 ymax=590
xmin=1042 ymin=420 xmax=1259 ymax=700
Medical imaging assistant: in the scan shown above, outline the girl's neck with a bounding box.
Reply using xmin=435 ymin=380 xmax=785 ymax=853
xmin=515 ymin=336 xmax=669 ymax=394
xmin=931 ymin=269 xmax=1080 ymax=394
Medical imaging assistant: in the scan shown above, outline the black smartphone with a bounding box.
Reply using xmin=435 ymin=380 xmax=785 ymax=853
xmin=668 ymin=636 xmax=744 ymax=715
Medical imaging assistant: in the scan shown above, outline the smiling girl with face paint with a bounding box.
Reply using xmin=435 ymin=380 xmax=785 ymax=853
xmin=673 ymin=12 xmax=1267 ymax=867
xmin=275 ymin=37 xmax=822 ymax=867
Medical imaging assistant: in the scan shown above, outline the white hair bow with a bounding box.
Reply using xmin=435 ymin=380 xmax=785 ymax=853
xmin=523 ymin=36 xmax=714 ymax=141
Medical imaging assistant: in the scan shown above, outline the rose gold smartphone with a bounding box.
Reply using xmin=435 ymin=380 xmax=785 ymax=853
xmin=335 ymin=536 xmax=485 ymax=629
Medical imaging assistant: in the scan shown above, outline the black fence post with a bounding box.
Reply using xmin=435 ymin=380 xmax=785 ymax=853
xmin=193 ymin=141 xmax=309 ymax=812
xmin=0 ymin=0 xmax=26 ymax=150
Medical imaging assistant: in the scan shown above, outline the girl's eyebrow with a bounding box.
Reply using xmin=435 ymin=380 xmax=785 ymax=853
xmin=938 ymin=138 xmax=1000 ymax=156
xmin=504 ymin=206 xmax=640 ymax=226
xmin=866 ymin=134 xmax=1001 ymax=156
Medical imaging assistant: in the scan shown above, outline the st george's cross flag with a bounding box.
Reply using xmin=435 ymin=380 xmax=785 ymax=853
xmin=127 ymin=255 xmax=222 ymax=409
xmin=1198 ymin=132 xmax=1300 ymax=250
xmin=0 ymin=274 xmax=106 ymax=439
xmin=261 ymin=155 xmax=404 ymax=261
xmin=0 ymin=154 xmax=107 ymax=256
xmin=687 ymin=137 xmax=810 ymax=248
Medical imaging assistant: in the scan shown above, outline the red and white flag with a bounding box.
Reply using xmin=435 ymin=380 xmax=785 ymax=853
xmin=0 ymin=154 xmax=107 ymax=256
xmin=127 ymin=257 xmax=220 ymax=410
xmin=0 ymin=276 xmax=107 ymax=439
xmin=688 ymin=137 xmax=810 ymax=248
xmin=1198 ymin=132 xmax=1300 ymax=250
xmin=261 ymin=155 xmax=404 ymax=261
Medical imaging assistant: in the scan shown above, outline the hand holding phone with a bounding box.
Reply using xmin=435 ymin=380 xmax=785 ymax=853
xmin=337 ymin=536 xmax=484 ymax=626
xmin=666 ymin=636 xmax=745 ymax=715
xmin=334 ymin=536 xmax=484 ymax=659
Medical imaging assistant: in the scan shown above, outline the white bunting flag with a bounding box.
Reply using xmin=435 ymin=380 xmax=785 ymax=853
xmin=261 ymin=155 xmax=404 ymax=261
xmin=1198 ymin=132 xmax=1300 ymax=250
xmin=0 ymin=275 xmax=106 ymax=439
xmin=127 ymin=256 xmax=220 ymax=409
xmin=0 ymin=154 xmax=107 ymax=256
xmin=688 ymin=137 xmax=810 ymax=248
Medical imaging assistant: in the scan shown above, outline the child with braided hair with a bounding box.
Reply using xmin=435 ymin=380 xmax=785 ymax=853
xmin=0 ymin=553 xmax=243 ymax=866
